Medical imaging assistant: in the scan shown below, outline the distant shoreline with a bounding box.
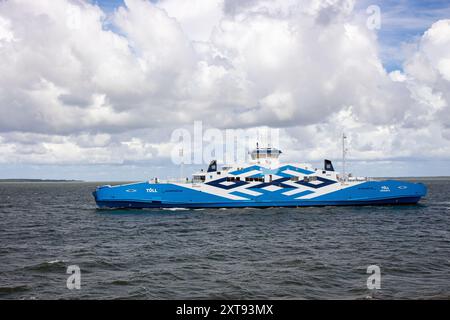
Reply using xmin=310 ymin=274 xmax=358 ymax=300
xmin=374 ymin=176 xmax=450 ymax=181
xmin=0 ymin=179 xmax=84 ymax=183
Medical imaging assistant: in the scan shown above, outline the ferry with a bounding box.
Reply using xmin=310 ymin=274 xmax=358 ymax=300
xmin=92 ymin=141 xmax=427 ymax=209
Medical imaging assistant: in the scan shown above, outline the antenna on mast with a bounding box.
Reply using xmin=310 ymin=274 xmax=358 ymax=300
xmin=342 ymin=133 xmax=347 ymax=182
xmin=256 ymin=142 xmax=260 ymax=163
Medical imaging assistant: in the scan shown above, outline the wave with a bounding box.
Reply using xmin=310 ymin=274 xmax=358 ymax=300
xmin=0 ymin=285 xmax=30 ymax=294
xmin=110 ymin=280 xmax=131 ymax=286
xmin=47 ymin=259 xmax=67 ymax=264
xmin=23 ymin=260 xmax=68 ymax=272
xmin=162 ymin=208 xmax=191 ymax=211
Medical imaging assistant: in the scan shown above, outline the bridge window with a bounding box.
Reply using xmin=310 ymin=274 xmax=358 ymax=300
xmin=245 ymin=177 xmax=264 ymax=182
xmin=193 ymin=175 xmax=205 ymax=183
xmin=303 ymin=176 xmax=317 ymax=183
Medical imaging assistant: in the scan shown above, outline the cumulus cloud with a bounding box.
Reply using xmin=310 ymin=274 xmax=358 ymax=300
xmin=0 ymin=0 xmax=449 ymax=177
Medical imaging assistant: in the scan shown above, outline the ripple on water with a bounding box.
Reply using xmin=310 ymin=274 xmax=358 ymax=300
xmin=23 ymin=260 xmax=68 ymax=273
xmin=0 ymin=285 xmax=31 ymax=295
xmin=0 ymin=180 xmax=449 ymax=299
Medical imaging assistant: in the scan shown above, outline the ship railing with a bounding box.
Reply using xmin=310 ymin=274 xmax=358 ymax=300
xmin=337 ymin=175 xmax=371 ymax=183
xmin=148 ymin=178 xmax=194 ymax=184
xmin=348 ymin=176 xmax=370 ymax=181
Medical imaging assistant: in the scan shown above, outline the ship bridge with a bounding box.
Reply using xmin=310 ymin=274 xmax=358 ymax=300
xmin=250 ymin=146 xmax=282 ymax=167
xmin=250 ymin=147 xmax=282 ymax=161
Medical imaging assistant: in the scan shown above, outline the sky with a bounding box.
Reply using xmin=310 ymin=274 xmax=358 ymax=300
xmin=0 ymin=0 xmax=450 ymax=181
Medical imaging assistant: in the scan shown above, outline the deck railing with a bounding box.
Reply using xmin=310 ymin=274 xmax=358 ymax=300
xmin=148 ymin=178 xmax=193 ymax=184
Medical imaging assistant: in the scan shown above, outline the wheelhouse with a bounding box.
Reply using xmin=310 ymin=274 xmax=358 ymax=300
xmin=250 ymin=147 xmax=282 ymax=161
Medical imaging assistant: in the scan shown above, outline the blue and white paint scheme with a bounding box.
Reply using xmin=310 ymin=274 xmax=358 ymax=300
xmin=93 ymin=147 xmax=427 ymax=209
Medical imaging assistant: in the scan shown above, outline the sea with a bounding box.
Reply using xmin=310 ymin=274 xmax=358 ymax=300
xmin=0 ymin=179 xmax=449 ymax=300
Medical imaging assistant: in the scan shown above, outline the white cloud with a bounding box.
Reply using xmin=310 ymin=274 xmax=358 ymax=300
xmin=403 ymin=19 xmax=450 ymax=130
xmin=0 ymin=15 xmax=14 ymax=45
xmin=0 ymin=0 xmax=449 ymax=176
xmin=158 ymin=0 xmax=224 ymax=42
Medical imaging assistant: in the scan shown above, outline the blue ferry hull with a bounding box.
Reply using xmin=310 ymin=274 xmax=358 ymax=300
xmin=93 ymin=180 xmax=427 ymax=209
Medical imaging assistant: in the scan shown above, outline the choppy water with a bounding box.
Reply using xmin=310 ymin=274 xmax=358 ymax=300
xmin=0 ymin=179 xmax=449 ymax=300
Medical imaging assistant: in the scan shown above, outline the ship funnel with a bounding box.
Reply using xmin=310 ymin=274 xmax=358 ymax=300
xmin=207 ymin=160 xmax=217 ymax=172
xmin=324 ymin=159 xmax=334 ymax=171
